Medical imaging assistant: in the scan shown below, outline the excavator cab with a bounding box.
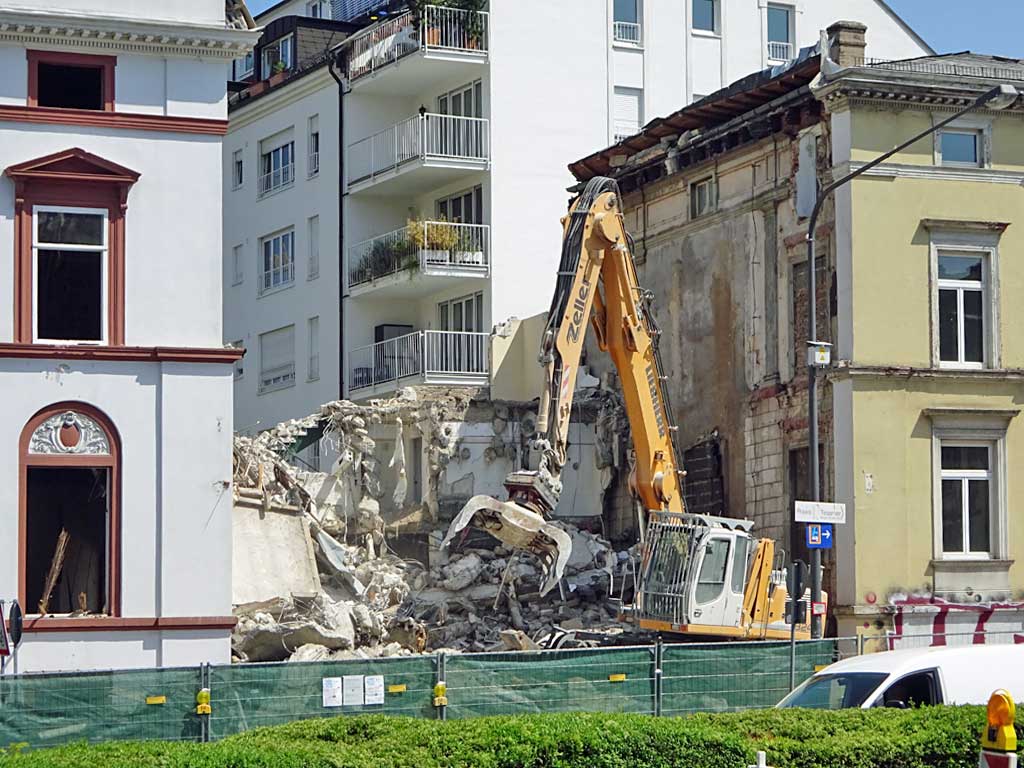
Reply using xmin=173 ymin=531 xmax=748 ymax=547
xmin=630 ymin=513 xmax=753 ymax=637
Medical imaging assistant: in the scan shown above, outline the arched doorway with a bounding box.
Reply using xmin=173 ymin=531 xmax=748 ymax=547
xmin=18 ymin=402 xmax=121 ymax=618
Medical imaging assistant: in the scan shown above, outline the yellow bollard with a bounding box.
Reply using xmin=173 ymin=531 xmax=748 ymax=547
xmin=979 ymin=689 xmax=1017 ymax=768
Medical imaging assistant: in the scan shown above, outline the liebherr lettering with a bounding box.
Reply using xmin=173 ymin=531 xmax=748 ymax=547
xmin=646 ymin=363 xmax=666 ymax=439
xmin=565 ymin=278 xmax=591 ymax=344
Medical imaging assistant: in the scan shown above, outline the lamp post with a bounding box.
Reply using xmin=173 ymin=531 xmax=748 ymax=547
xmin=804 ymin=83 xmax=1019 ymax=639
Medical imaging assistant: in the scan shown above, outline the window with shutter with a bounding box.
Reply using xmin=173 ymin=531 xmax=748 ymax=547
xmin=259 ymin=325 xmax=295 ymax=393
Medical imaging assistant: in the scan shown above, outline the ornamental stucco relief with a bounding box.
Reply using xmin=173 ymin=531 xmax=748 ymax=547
xmin=28 ymin=411 xmax=111 ymax=456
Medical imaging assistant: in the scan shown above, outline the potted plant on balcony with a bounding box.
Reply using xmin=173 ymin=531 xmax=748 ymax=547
xmin=410 ymin=0 xmax=443 ymax=46
xmin=458 ymin=0 xmax=486 ymax=49
xmin=409 ymin=216 xmax=460 ymax=266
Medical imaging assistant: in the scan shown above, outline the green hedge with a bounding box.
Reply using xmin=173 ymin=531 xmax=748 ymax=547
xmin=1 ymin=707 xmax=1019 ymax=768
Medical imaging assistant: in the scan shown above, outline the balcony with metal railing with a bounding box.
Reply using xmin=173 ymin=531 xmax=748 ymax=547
xmin=612 ymin=21 xmax=642 ymax=46
xmin=349 ymin=330 xmax=489 ymax=397
xmin=347 ymin=112 xmax=489 ymax=194
xmin=258 ymin=162 xmax=294 ymax=197
xmin=348 ymin=220 xmax=489 ymax=297
xmin=344 ymin=5 xmax=488 ymax=95
xmin=767 ymin=40 xmax=794 ymax=62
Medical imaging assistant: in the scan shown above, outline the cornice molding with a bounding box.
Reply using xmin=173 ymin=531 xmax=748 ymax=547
xmin=0 ymin=7 xmax=258 ymax=59
xmin=833 ymin=364 xmax=1024 ymax=381
xmin=839 ymin=160 xmax=1024 ymax=186
xmin=0 ymin=343 xmax=244 ymax=363
xmin=17 ymin=615 xmax=237 ymax=633
xmin=0 ymin=104 xmax=228 ymax=135
xmin=228 ymin=66 xmax=334 ymax=130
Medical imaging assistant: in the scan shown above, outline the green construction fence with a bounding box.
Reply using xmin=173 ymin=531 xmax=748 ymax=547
xmin=0 ymin=639 xmax=838 ymax=751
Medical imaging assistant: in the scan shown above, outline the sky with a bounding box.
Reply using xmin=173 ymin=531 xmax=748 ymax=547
xmin=245 ymin=0 xmax=1024 ymax=59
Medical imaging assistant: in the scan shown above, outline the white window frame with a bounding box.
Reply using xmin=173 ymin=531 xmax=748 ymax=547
xmin=934 ymin=116 xmax=991 ymax=169
xmin=259 ymin=139 xmax=295 ymax=197
xmin=307 ymin=315 xmax=320 ymax=381
xmin=765 ymin=3 xmax=795 ymax=62
xmin=691 ymin=0 xmax=719 ymax=36
xmin=232 ymin=243 xmax=244 ymax=286
xmin=690 ymin=175 xmax=717 ymax=219
xmin=258 ymin=324 xmax=296 ymax=394
xmin=307 ymin=215 xmax=320 ymax=280
xmin=235 ymin=51 xmax=254 ymax=80
xmin=306 ymin=0 xmax=330 ymax=18
xmin=612 ymin=0 xmax=643 ymax=46
xmin=259 ymin=228 xmax=296 ymax=295
xmin=262 ymin=34 xmax=294 ymax=76
xmin=232 ymin=149 xmax=244 ymax=189
xmin=308 ymin=115 xmax=320 ymax=177
xmin=32 ymin=205 xmax=109 ymax=345
xmin=930 ymin=415 xmax=1011 ymax=563
xmin=938 ymin=441 xmax=994 ymax=559
xmin=231 ymin=339 xmax=244 ymax=380
xmin=929 ymin=228 xmax=1001 ymax=370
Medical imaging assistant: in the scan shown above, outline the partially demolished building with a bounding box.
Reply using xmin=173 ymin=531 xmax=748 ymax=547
xmin=231 ymin=372 xmax=642 ymax=660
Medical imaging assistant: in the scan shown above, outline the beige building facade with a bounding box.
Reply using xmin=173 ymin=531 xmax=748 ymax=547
xmin=571 ymin=24 xmax=1024 ymax=644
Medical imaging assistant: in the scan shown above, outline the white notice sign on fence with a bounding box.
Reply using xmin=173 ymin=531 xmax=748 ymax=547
xmin=343 ymin=675 xmax=365 ymax=706
xmin=322 ymin=677 xmax=343 ymax=708
xmin=364 ymin=675 xmax=385 ymax=706
xmin=794 ymin=500 xmax=847 ymax=524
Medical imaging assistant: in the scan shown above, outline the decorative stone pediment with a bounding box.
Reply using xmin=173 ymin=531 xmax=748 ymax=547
xmin=29 ymin=411 xmax=111 ymax=456
xmin=5 ymin=147 xmax=140 ymax=188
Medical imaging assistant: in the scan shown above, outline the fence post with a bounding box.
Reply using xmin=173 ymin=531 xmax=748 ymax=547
xmin=201 ymin=662 xmax=211 ymax=743
xmin=654 ymin=640 xmax=663 ymax=717
xmin=857 ymin=632 xmax=866 ymax=656
xmin=434 ymin=651 xmax=448 ymax=721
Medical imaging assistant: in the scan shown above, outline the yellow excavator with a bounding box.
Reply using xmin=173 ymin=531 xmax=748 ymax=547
xmin=444 ymin=177 xmax=814 ymax=641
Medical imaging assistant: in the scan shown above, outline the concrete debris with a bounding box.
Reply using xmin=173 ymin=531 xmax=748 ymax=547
xmin=231 ymin=383 xmax=636 ymax=661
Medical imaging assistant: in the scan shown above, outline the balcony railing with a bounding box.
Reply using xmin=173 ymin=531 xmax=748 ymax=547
xmin=350 ymin=330 xmax=489 ymax=391
xmin=345 ymin=4 xmax=489 ymax=81
xmin=348 ymin=113 xmax=489 ymax=185
xmin=258 ymin=163 xmax=294 ymax=197
xmin=348 ymin=221 xmax=489 ymax=288
xmin=767 ymin=40 xmax=794 ymax=61
xmin=308 ymin=151 xmax=319 ymax=176
xmin=613 ymin=21 xmax=642 ymax=45
xmin=614 ymin=122 xmax=639 ymax=143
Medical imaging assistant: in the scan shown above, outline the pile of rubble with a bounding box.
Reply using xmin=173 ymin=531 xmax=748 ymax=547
xmin=231 ymin=386 xmax=635 ymax=662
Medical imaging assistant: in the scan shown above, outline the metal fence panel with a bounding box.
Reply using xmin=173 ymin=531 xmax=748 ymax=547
xmin=444 ymin=647 xmax=656 ymax=719
xmin=0 ymin=666 xmax=202 ymax=750
xmin=661 ymin=639 xmax=837 ymax=716
xmin=208 ymin=656 xmax=437 ymax=739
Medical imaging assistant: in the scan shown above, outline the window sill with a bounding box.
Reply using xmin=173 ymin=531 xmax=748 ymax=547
xmin=20 ymin=615 xmax=237 ymax=633
xmin=258 ymin=281 xmax=295 ymax=299
xmin=612 ymin=40 xmax=644 ymax=50
xmin=691 ymin=28 xmax=721 ymax=38
xmin=307 ymin=273 xmax=320 ymax=282
xmin=231 ymin=279 xmax=244 ymax=287
xmin=258 ymin=380 xmax=296 ymax=396
xmin=307 ymin=375 xmax=321 ymax=383
xmin=937 ymin=361 xmax=987 ymax=371
xmin=930 ymin=558 xmax=1012 ymax=596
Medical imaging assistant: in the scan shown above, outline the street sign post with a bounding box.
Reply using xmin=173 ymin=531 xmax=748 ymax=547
xmin=795 ymin=501 xmax=846 ymax=525
xmin=806 ymin=523 xmax=833 ymax=550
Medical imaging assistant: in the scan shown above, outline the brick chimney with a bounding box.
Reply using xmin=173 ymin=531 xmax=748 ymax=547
xmin=827 ymin=21 xmax=867 ymax=68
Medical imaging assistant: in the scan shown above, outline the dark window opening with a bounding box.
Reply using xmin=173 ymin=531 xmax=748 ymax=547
xmin=37 ymin=250 xmax=103 ymax=341
xmin=37 ymin=62 xmax=104 ymax=110
xmin=26 ymin=466 xmax=109 ymax=615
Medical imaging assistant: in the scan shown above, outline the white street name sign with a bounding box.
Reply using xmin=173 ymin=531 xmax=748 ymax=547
xmin=795 ymin=500 xmax=847 ymax=525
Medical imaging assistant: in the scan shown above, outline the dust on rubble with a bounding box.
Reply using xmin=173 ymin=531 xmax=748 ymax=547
xmin=231 ymin=385 xmax=637 ymax=662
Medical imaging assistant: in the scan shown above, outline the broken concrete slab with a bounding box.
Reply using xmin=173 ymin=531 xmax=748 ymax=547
xmin=232 ymin=496 xmax=320 ymax=605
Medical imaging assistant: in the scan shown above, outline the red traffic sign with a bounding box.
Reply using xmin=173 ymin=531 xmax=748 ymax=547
xmin=812 ymin=602 xmax=827 ymax=617
xmin=980 ymin=750 xmax=1018 ymax=768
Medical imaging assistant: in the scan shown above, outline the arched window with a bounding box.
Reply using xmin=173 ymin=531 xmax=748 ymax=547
xmin=19 ymin=402 xmax=121 ymax=618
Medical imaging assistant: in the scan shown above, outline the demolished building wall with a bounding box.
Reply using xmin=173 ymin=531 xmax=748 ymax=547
xmin=231 ymin=379 xmax=637 ymax=661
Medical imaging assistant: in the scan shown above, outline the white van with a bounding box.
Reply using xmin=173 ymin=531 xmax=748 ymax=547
xmin=777 ymin=644 xmax=1024 ymax=710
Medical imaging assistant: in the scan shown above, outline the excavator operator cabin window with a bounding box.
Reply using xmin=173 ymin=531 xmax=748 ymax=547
xmin=696 ymin=537 xmax=730 ymax=603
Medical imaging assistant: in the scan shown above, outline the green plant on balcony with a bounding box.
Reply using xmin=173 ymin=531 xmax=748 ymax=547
xmin=408 ymin=216 xmax=460 ymax=252
xmin=358 ymin=234 xmax=417 ymax=281
xmin=410 ymin=0 xmax=485 ymax=47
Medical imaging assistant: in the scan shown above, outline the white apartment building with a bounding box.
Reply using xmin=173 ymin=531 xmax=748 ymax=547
xmin=224 ymin=0 xmax=929 ymax=431
xmin=0 ymin=0 xmax=257 ymax=671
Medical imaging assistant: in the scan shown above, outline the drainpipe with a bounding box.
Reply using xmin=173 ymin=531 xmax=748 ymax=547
xmin=328 ymin=53 xmax=347 ymax=399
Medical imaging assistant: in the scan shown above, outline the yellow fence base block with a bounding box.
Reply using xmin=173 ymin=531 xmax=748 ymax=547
xmin=145 ymin=696 xmax=166 ymax=706
xmin=387 ymin=684 xmax=408 ymax=694
xmin=608 ymin=673 xmax=627 ymax=683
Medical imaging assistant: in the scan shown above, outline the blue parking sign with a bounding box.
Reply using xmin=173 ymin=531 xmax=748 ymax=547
xmin=806 ymin=523 xmax=833 ymax=550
